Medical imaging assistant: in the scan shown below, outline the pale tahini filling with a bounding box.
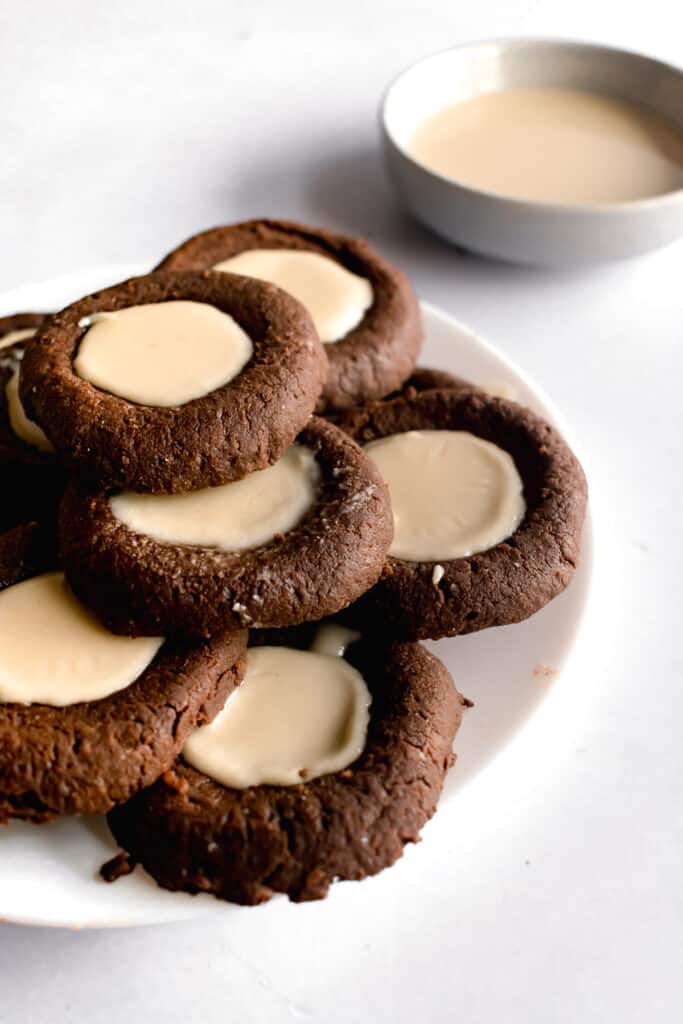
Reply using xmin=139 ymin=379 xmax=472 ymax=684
xmin=365 ymin=430 xmax=526 ymax=562
xmin=183 ymin=644 xmax=371 ymax=788
xmin=5 ymin=366 xmax=54 ymax=452
xmin=74 ymin=301 xmax=253 ymax=407
xmin=309 ymin=623 xmax=361 ymax=657
xmin=0 ymin=572 xmax=163 ymax=706
xmin=213 ymin=249 xmax=373 ymax=343
xmin=110 ymin=444 xmax=320 ymax=551
xmin=0 ymin=327 xmax=37 ymax=351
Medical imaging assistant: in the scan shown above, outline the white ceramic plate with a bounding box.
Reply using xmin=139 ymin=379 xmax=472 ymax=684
xmin=0 ymin=265 xmax=592 ymax=929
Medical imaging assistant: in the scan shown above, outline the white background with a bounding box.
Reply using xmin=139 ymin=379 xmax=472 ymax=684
xmin=1 ymin=2 xmax=682 ymax=1021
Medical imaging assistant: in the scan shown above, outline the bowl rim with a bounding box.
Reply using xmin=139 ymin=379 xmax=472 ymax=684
xmin=380 ymin=36 xmax=683 ymax=215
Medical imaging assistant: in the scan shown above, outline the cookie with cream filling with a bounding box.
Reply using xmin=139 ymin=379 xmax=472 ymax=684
xmin=19 ymin=271 xmax=327 ymax=493
xmin=156 ymin=219 xmax=423 ymax=412
xmin=335 ymin=386 xmax=587 ymax=640
xmin=106 ymin=629 xmax=467 ymax=904
xmin=59 ymin=417 xmax=393 ymax=637
xmin=0 ymin=545 xmax=247 ymax=823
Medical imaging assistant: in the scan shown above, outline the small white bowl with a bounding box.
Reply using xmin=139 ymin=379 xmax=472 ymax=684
xmin=381 ymin=39 xmax=683 ymax=265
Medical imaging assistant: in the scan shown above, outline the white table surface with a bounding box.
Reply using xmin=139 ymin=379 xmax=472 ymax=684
xmin=1 ymin=2 xmax=682 ymax=1021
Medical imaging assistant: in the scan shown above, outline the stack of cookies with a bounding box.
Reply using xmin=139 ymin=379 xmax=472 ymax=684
xmin=0 ymin=219 xmax=587 ymax=905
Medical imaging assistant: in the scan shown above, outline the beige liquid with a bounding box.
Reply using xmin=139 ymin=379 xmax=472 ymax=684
xmin=409 ymin=87 xmax=683 ymax=204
